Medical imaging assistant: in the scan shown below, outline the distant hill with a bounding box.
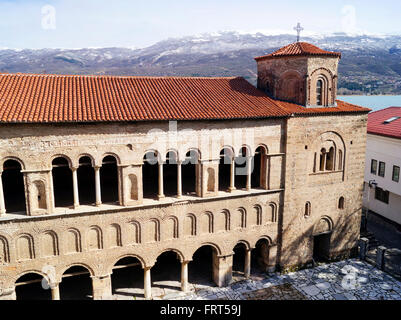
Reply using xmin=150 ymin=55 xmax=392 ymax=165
xmin=1 ymin=32 xmax=401 ymax=94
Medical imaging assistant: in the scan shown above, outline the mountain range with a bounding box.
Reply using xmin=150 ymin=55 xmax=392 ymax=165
xmin=1 ymin=31 xmax=401 ymax=94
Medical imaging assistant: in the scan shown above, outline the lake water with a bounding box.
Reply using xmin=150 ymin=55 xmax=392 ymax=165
xmin=337 ymin=95 xmax=401 ymax=112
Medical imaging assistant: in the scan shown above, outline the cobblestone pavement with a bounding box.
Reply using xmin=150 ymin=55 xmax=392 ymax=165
xmin=126 ymin=259 xmax=401 ymax=300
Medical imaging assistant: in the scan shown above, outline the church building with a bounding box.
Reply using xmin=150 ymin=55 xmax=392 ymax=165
xmin=0 ymin=41 xmax=369 ymax=300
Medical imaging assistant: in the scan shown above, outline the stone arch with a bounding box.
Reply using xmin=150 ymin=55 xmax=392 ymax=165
xmin=233 ymin=207 xmax=246 ymax=229
xmin=60 ymin=263 xmax=95 ymax=279
xmin=1 ymin=156 xmax=26 ymax=170
xmin=65 ymin=228 xmax=81 ymax=253
xmin=143 ymin=150 xmax=160 ymax=199
xmin=200 ymin=211 xmax=213 ymax=234
xmin=313 ymin=216 xmax=334 ymax=235
xmin=101 ymin=152 xmax=121 ymax=165
xmin=219 ymin=146 xmax=235 ymax=192
xmin=250 ymin=205 xmax=263 ymax=226
xmin=338 ymin=196 xmax=345 ymax=210
xmin=50 ymin=154 xmax=73 ymax=168
xmin=110 ymin=253 xmax=146 ymax=270
xmin=41 ymin=231 xmax=59 ymax=257
xmin=108 ymin=224 xmax=122 ymax=247
xmin=309 ymin=68 xmax=335 ymax=106
xmin=52 ymin=156 xmax=73 ymax=208
xmin=184 ymin=214 xmax=197 ymax=236
xmin=143 ymin=219 xmax=160 ymax=243
xmin=0 ymin=236 xmax=10 ymax=264
xmin=129 ymin=221 xmax=141 ymax=244
xmin=191 ymin=242 xmax=222 ymax=257
xmin=254 ymin=235 xmax=273 ymax=247
xmin=164 ymin=216 xmax=179 ymax=240
xmin=268 ymin=202 xmax=277 ymax=223
xmin=216 ymin=209 xmax=230 ymax=232
xmin=16 ymin=234 xmax=34 ymax=261
xmin=233 ymin=239 xmax=252 ymax=251
xmin=14 ymin=269 xmax=51 ymax=285
xmin=2 ymin=159 xmax=27 ymax=213
xmin=77 ymin=153 xmax=95 ymax=166
xmin=100 ymin=155 xmax=119 ymax=203
xmin=156 ymin=248 xmax=185 ymax=263
xmin=87 ymin=226 xmax=103 ymax=251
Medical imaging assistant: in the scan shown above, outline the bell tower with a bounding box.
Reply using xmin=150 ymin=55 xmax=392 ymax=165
xmin=254 ymin=41 xmax=341 ymax=107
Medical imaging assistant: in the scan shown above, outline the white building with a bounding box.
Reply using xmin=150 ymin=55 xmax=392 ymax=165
xmin=364 ymin=107 xmax=401 ymax=225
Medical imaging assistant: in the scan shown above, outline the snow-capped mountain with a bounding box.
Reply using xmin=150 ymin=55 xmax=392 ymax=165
xmin=1 ymin=31 xmax=401 ymax=94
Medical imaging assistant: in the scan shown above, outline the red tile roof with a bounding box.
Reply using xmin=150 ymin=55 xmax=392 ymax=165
xmin=0 ymin=73 xmax=368 ymax=123
xmin=255 ymin=42 xmax=341 ymax=61
xmin=367 ymin=107 xmax=401 ymax=140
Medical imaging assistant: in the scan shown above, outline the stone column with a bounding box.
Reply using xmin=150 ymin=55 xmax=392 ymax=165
xmin=359 ymin=237 xmax=369 ymax=260
xmin=71 ymin=167 xmax=80 ymax=209
xmin=177 ymin=162 xmax=182 ymax=198
xmin=144 ymin=267 xmax=152 ymax=299
xmin=244 ymin=249 xmax=251 ymax=278
xmin=213 ymin=254 xmax=233 ymax=287
xmin=267 ymin=245 xmax=277 ymax=273
xmin=157 ymin=164 xmax=164 ymax=199
xmin=229 ymin=158 xmax=236 ymax=192
xmin=376 ymin=246 xmax=387 ymax=271
xmin=246 ymin=156 xmax=252 ymax=191
xmin=91 ymin=274 xmax=112 ymax=300
xmin=51 ymin=284 xmax=60 ymax=300
xmin=94 ymin=166 xmax=102 ymax=206
xmin=181 ymin=261 xmax=189 ymax=292
xmin=0 ymin=171 xmax=6 ymax=216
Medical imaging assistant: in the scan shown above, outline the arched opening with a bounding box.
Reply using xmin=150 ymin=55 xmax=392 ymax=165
xmin=60 ymin=266 xmax=92 ymax=300
xmin=52 ymin=157 xmax=73 ymax=208
xmin=189 ymin=245 xmax=217 ymax=286
xmin=251 ymin=239 xmax=271 ymax=274
xmin=319 ymin=148 xmax=326 ymax=171
xmin=338 ymin=197 xmax=345 ymax=209
xmin=316 ymin=79 xmax=323 ymax=106
xmin=182 ymin=149 xmax=199 ymax=196
xmin=235 ymin=147 xmax=248 ymax=190
xmin=232 ymin=243 xmax=247 ymax=279
xmin=218 ymin=148 xmax=233 ymax=192
xmin=15 ymin=273 xmax=52 ymax=300
xmin=100 ymin=155 xmax=119 ymax=204
xmin=326 ymin=147 xmax=334 ymax=171
xmin=151 ymin=251 xmax=181 ymax=294
xmin=251 ymin=146 xmax=266 ymax=188
xmin=163 ymin=151 xmax=178 ymax=197
xmin=313 ymin=217 xmax=333 ymax=262
xmin=2 ymin=160 xmax=26 ymax=213
xmin=77 ymin=156 xmax=96 ymax=205
xmin=304 ymin=202 xmax=311 ymax=218
xmin=111 ymin=256 xmax=144 ymax=299
xmin=142 ymin=151 xmax=159 ymax=199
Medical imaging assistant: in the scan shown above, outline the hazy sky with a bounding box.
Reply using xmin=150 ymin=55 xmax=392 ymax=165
xmin=0 ymin=0 xmax=400 ymax=49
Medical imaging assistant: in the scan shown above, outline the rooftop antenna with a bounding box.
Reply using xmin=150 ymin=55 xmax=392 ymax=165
xmin=294 ymin=22 xmax=304 ymax=42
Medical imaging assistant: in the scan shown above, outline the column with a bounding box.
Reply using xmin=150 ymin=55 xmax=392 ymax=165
xmin=94 ymin=166 xmax=102 ymax=206
xmin=246 ymin=156 xmax=252 ymax=191
xmin=177 ymin=162 xmax=182 ymax=198
xmin=213 ymin=254 xmax=233 ymax=287
xmin=72 ymin=167 xmax=80 ymax=209
xmin=244 ymin=249 xmax=251 ymax=278
xmin=181 ymin=261 xmax=189 ymax=292
xmin=91 ymin=275 xmax=112 ymax=300
xmin=144 ymin=267 xmax=152 ymax=299
xmin=51 ymin=284 xmax=60 ymax=300
xmin=157 ymin=163 xmax=164 ymax=199
xmin=0 ymin=172 xmax=5 ymax=216
xmin=229 ymin=158 xmax=236 ymax=192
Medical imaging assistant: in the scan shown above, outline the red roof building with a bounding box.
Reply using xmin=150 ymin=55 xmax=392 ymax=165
xmin=367 ymin=107 xmax=401 ymax=140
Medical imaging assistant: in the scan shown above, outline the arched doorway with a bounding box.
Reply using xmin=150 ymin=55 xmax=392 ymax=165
xmin=182 ymin=149 xmax=199 ymax=196
xmin=59 ymin=266 xmax=92 ymax=300
xmin=232 ymin=243 xmax=247 ymax=278
xmin=313 ymin=217 xmax=333 ymax=262
xmin=111 ymin=256 xmax=144 ymax=299
xmin=100 ymin=155 xmax=119 ymax=204
xmin=189 ymin=245 xmax=217 ymax=287
xmin=152 ymin=251 xmax=181 ymax=294
xmin=163 ymin=151 xmax=178 ymax=197
xmin=15 ymin=273 xmax=51 ymax=300
xmin=251 ymin=239 xmax=271 ymax=274
xmin=77 ymin=156 xmax=96 ymax=205
xmin=251 ymin=146 xmax=267 ymax=188
xmin=142 ymin=151 xmax=159 ymax=199
xmin=235 ymin=147 xmax=249 ymax=190
xmin=2 ymin=159 xmax=26 ymax=213
xmin=219 ymin=147 xmax=233 ymax=192
xmin=52 ymin=157 xmax=73 ymax=208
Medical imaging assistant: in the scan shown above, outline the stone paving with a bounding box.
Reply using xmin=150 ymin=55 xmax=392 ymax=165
xmin=121 ymin=259 xmax=401 ymax=300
